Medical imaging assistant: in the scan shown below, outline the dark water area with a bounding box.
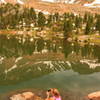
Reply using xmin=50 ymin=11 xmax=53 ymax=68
xmin=0 ymin=34 xmax=100 ymax=100
xmin=0 ymin=34 xmax=100 ymax=59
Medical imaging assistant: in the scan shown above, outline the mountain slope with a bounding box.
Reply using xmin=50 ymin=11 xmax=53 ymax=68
xmin=0 ymin=0 xmax=100 ymax=15
xmin=0 ymin=0 xmax=95 ymax=4
xmin=0 ymin=0 xmax=24 ymax=4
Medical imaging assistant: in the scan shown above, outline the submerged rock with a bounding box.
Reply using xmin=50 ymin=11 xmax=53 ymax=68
xmin=10 ymin=91 xmax=44 ymax=100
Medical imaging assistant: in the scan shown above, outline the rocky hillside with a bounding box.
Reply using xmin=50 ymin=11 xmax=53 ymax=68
xmin=0 ymin=0 xmax=100 ymax=15
xmin=0 ymin=0 xmax=96 ymax=4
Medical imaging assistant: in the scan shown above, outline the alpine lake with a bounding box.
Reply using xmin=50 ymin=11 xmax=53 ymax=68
xmin=0 ymin=33 xmax=100 ymax=100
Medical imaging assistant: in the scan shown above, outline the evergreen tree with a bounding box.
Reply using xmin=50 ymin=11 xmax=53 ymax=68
xmin=37 ymin=12 xmax=46 ymax=29
xmin=63 ymin=20 xmax=73 ymax=39
xmin=47 ymin=14 xmax=53 ymax=27
xmin=95 ymin=17 xmax=100 ymax=33
xmin=30 ymin=7 xmax=37 ymax=21
xmin=54 ymin=12 xmax=60 ymax=22
xmin=63 ymin=13 xmax=68 ymax=20
xmin=85 ymin=15 xmax=94 ymax=35
xmin=85 ymin=20 xmax=91 ymax=35
xmin=83 ymin=13 xmax=88 ymax=23
xmin=75 ymin=16 xmax=82 ymax=28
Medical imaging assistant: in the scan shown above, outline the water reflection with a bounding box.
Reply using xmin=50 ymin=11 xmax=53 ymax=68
xmin=0 ymin=34 xmax=100 ymax=84
xmin=0 ymin=34 xmax=100 ymax=60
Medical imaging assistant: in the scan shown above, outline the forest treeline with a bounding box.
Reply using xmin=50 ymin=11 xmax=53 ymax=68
xmin=0 ymin=3 xmax=100 ymax=38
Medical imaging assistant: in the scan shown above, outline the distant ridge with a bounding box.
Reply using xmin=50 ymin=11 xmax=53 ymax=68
xmin=0 ymin=0 xmax=24 ymax=4
xmin=0 ymin=0 xmax=100 ymax=15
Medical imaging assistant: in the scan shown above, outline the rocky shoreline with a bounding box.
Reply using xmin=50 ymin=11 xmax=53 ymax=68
xmin=0 ymin=89 xmax=46 ymax=100
xmin=5 ymin=90 xmax=100 ymax=100
xmin=10 ymin=91 xmax=44 ymax=100
xmin=0 ymin=89 xmax=89 ymax=100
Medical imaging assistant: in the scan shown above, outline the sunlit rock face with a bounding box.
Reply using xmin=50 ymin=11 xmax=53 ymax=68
xmin=84 ymin=0 xmax=100 ymax=8
xmin=40 ymin=0 xmax=95 ymax=4
xmin=0 ymin=0 xmax=96 ymax=5
xmin=0 ymin=0 xmax=7 ymax=4
xmin=41 ymin=0 xmax=76 ymax=3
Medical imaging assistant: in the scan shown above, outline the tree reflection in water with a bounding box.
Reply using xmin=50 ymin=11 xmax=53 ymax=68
xmin=0 ymin=34 xmax=100 ymax=84
xmin=0 ymin=34 xmax=100 ymax=60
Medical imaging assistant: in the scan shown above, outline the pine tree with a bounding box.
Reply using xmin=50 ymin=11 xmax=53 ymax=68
xmin=83 ymin=13 xmax=88 ymax=23
xmin=30 ymin=8 xmax=37 ymax=21
xmin=63 ymin=20 xmax=73 ymax=39
xmin=85 ymin=22 xmax=90 ymax=35
xmin=47 ymin=14 xmax=53 ymax=27
xmin=75 ymin=16 xmax=82 ymax=28
xmin=95 ymin=17 xmax=100 ymax=34
xmin=85 ymin=15 xmax=94 ymax=35
xmin=37 ymin=12 xmax=46 ymax=29
xmin=63 ymin=13 xmax=68 ymax=20
xmin=54 ymin=12 xmax=60 ymax=22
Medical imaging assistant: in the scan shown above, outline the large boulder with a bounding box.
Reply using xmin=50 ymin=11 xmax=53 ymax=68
xmin=88 ymin=91 xmax=100 ymax=100
xmin=10 ymin=91 xmax=44 ymax=100
xmin=22 ymin=92 xmax=34 ymax=100
xmin=10 ymin=94 xmax=25 ymax=100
